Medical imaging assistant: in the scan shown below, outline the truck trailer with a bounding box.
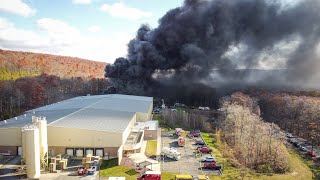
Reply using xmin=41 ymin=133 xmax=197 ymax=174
xmin=160 ymin=147 xmax=181 ymax=161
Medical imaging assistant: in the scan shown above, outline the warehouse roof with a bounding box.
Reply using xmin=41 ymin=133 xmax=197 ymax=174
xmin=0 ymin=94 xmax=152 ymax=132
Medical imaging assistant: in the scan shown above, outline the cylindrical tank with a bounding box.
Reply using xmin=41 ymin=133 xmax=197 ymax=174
xmin=37 ymin=117 xmax=48 ymax=169
xmin=22 ymin=126 xmax=40 ymax=179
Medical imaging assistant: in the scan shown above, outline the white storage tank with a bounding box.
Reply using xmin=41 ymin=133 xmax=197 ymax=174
xmin=37 ymin=117 xmax=48 ymax=168
xmin=22 ymin=125 xmax=40 ymax=179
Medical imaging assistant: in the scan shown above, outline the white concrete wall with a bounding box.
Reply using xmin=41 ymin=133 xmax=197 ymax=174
xmin=0 ymin=128 xmax=21 ymax=146
xmin=47 ymin=127 xmax=123 ymax=147
xmin=117 ymin=145 xmax=123 ymax=165
xmin=122 ymin=114 xmax=136 ymax=144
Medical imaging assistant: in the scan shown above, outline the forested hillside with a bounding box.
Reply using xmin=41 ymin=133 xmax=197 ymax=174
xmin=0 ymin=50 xmax=110 ymax=121
xmin=257 ymin=92 xmax=320 ymax=147
xmin=0 ymin=49 xmax=107 ymax=80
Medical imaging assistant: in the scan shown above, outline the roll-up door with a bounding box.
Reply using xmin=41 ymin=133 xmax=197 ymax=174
xmin=95 ymin=149 xmax=103 ymax=157
xmin=76 ymin=149 xmax=84 ymax=157
xmin=86 ymin=148 xmax=94 ymax=156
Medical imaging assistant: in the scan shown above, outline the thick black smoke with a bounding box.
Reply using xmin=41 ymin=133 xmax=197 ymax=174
xmin=105 ymin=0 xmax=320 ymax=105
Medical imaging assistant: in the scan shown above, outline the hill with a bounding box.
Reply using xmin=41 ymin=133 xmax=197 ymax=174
xmin=0 ymin=49 xmax=107 ymax=80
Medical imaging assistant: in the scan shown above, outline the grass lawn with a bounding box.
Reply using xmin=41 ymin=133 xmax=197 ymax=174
xmin=146 ymin=140 xmax=158 ymax=156
xmin=161 ymin=172 xmax=176 ymax=180
xmin=201 ymin=133 xmax=313 ymax=180
xmin=100 ymin=166 xmax=139 ymax=180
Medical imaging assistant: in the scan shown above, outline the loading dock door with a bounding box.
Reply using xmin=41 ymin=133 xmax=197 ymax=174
xmin=95 ymin=149 xmax=103 ymax=157
xmin=76 ymin=149 xmax=84 ymax=157
xmin=18 ymin=147 xmax=22 ymax=156
xmin=66 ymin=149 xmax=74 ymax=156
xmin=86 ymin=149 xmax=93 ymax=156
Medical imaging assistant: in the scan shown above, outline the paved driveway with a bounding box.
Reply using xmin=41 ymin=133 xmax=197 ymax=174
xmin=0 ymin=156 xmax=26 ymax=179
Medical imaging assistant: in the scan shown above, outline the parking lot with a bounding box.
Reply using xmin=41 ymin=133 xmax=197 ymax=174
xmin=161 ymin=131 xmax=220 ymax=177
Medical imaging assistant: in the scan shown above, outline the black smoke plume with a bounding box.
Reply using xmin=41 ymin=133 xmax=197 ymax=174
xmin=105 ymin=0 xmax=320 ymax=106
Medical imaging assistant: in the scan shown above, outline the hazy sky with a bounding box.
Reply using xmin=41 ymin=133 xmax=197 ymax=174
xmin=0 ymin=0 xmax=184 ymax=62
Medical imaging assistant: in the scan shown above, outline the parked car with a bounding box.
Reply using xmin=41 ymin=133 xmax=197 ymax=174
xmin=191 ymin=129 xmax=200 ymax=133
xmin=201 ymin=156 xmax=216 ymax=162
xmin=195 ymin=141 xmax=205 ymax=145
xmin=77 ymin=166 xmax=87 ymax=175
xmin=189 ymin=131 xmax=200 ymax=137
xmin=153 ymin=109 xmax=161 ymax=114
xmin=307 ymin=150 xmax=317 ymax=157
xmin=203 ymin=162 xmax=221 ymax=170
xmin=174 ymin=103 xmax=187 ymax=108
xmin=171 ymin=109 xmax=177 ymax=112
xmin=198 ymin=147 xmax=212 ymax=153
xmin=198 ymin=107 xmax=210 ymax=111
xmin=286 ymin=133 xmax=294 ymax=138
xmin=137 ymin=171 xmax=161 ymax=180
xmin=87 ymin=166 xmax=97 ymax=175
xmin=300 ymin=146 xmax=308 ymax=152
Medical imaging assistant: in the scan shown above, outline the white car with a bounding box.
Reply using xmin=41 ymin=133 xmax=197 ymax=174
xmin=201 ymin=156 xmax=216 ymax=162
xmin=286 ymin=133 xmax=293 ymax=138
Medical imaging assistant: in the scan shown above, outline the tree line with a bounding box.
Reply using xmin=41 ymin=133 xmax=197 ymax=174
xmin=257 ymin=93 xmax=320 ymax=146
xmin=218 ymin=92 xmax=289 ymax=173
xmin=0 ymin=74 xmax=110 ymax=120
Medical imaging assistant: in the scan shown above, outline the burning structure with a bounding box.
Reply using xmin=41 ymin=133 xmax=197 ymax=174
xmin=105 ymin=0 xmax=320 ymax=105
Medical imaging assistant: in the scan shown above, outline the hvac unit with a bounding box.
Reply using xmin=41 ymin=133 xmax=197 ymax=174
xmin=49 ymin=163 xmax=56 ymax=173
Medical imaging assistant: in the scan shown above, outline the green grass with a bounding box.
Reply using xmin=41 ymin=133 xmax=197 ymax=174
xmin=146 ymin=140 xmax=157 ymax=156
xmin=161 ymin=172 xmax=176 ymax=180
xmin=100 ymin=158 xmax=118 ymax=170
xmin=100 ymin=166 xmax=139 ymax=180
xmin=201 ymin=132 xmax=313 ymax=180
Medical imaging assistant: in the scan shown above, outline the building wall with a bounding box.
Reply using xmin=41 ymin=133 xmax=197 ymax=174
xmin=122 ymin=114 xmax=136 ymax=144
xmin=148 ymin=101 xmax=153 ymax=120
xmin=136 ymin=102 xmax=153 ymax=122
xmin=48 ymin=146 xmax=118 ymax=157
xmin=0 ymin=128 xmax=21 ymax=146
xmin=117 ymin=145 xmax=123 ymax=165
xmin=47 ymin=127 xmax=123 ymax=147
xmin=0 ymin=146 xmax=17 ymax=155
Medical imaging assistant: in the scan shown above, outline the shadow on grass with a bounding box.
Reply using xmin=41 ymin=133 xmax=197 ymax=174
xmin=125 ymin=169 xmax=138 ymax=176
xmin=100 ymin=158 xmax=118 ymax=170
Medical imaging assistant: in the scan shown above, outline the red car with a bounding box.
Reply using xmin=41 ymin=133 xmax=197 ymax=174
xmin=190 ymin=132 xmax=200 ymax=137
xmin=198 ymin=146 xmax=212 ymax=153
xmin=77 ymin=166 xmax=87 ymax=175
xmin=307 ymin=150 xmax=317 ymax=157
xmin=203 ymin=162 xmax=222 ymax=170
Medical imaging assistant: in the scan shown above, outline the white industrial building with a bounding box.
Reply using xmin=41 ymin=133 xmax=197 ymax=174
xmin=0 ymin=94 xmax=154 ymax=167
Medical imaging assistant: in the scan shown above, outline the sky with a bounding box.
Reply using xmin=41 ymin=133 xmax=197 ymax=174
xmin=0 ymin=0 xmax=184 ymax=62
